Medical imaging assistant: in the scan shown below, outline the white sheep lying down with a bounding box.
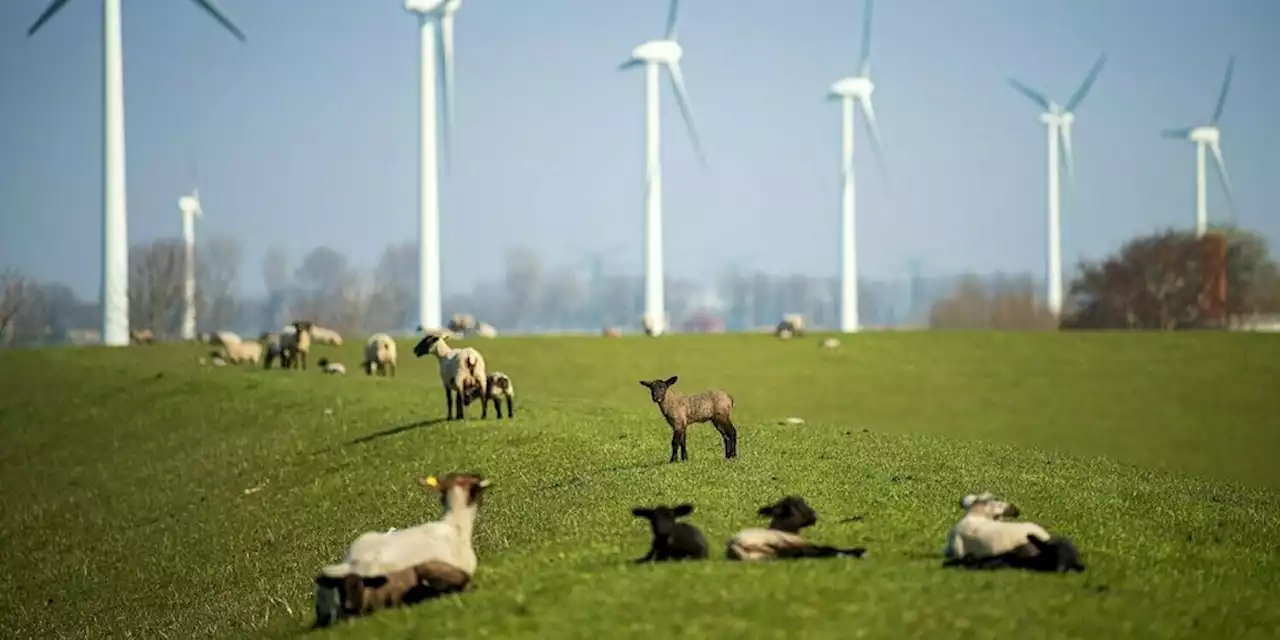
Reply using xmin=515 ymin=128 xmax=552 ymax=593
xmin=943 ymin=492 xmax=1050 ymax=560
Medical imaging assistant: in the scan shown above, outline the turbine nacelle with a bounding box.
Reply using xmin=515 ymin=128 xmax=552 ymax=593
xmin=828 ymin=76 xmax=874 ymax=99
xmin=1040 ymin=111 xmax=1073 ymax=126
xmin=1188 ymin=126 xmax=1220 ymax=144
xmin=628 ymin=39 xmax=683 ymax=65
xmin=178 ymin=195 xmax=201 ymax=217
xmin=404 ymin=0 xmax=458 ymax=17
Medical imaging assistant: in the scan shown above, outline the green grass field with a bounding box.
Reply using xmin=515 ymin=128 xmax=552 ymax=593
xmin=1 ymin=332 xmax=1278 ymax=639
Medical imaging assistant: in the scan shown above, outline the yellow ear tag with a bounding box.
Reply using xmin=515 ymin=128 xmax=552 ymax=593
xmin=421 ymin=475 xmax=439 ymax=488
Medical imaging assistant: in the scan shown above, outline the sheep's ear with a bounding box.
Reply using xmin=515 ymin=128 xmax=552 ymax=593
xmin=638 ymin=381 xmax=651 ymax=388
xmin=631 ymin=507 xmax=652 ymax=519
xmin=672 ymin=504 xmax=694 ymax=517
xmin=664 ymin=376 xmax=678 ymax=386
xmin=477 ymin=478 xmax=491 ymax=489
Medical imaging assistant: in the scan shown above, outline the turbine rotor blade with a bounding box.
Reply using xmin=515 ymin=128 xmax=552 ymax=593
xmin=1211 ymin=55 xmax=1235 ymax=124
xmin=664 ymin=0 xmax=680 ymax=40
xmin=439 ymin=12 xmax=457 ymax=169
xmin=666 ymin=61 xmax=707 ymax=166
xmin=26 ymin=0 xmax=73 ymax=37
xmin=858 ymin=0 xmax=874 ymax=77
xmin=618 ymin=59 xmax=643 ymax=71
xmin=1160 ymin=127 xmax=1195 ymax=140
xmin=1065 ymin=53 xmax=1107 ymax=112
xmin=858 ymin=96 xmax=887 ymax=176
xmin=1209 ymin=141 xmax=1236 ymax=215
xmin=1007 ymin=78 xmax=1052 ymax=111
xmin=189 ymin=0 xmax=247 ymax=42
xmin=1059 ymin=123 xmax=1076 ymax=186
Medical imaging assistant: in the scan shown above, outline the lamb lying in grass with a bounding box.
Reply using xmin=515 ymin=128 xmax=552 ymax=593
xmin=317 ymin=358 xmax=346 ymax=375
xmin=946 ymin=533 xmax=1086 ymax=573
xmin=638 ymin=375 xmax=738 ymax=463
xmin=941 ymin=492 xmax=1049 ymax=561
xmin=631 ymin=504 xmax=708 ymax=562
xmin=313 ymin=472 xmax=491 ymax=627
xmin=726 ymin=496 xmax=866 ymax=561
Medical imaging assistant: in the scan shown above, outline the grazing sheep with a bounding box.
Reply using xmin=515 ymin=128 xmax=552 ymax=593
xmin=464 ymin=372 xmax=515 ymax=419
xmin=638 ymin=375 xmax=738 ymax=463
xmin=281 ymin=321 xmax=314 ymax=370
xmin=475 ymin=322 xmax=497 ymax=338
xmin=941 ymin=492 xmax=1051 ymax=562
xmin=129 ymin=328 xmax=156 ymax=344
xmin=947 ymin=533 xmax=1086 ymax=573
xmin=318 ymin=358 xmax=346 ymax=375
xmin=447 ymin=313 xmax=476 ymax=335
xmin=313 ymin=472 xmax=490 ymax=628
xmin=216 ymin=340 xmax=262 ymax=365
xmin=310 ymin=326 xmax=344 ymax=346
xmin=413 ymin=334 xmax=487 ymax=421
xmin=210 ymin=330 xmax=242 ymax=347
xmin=631 ymin=504 xmax=709 ymax=562
xmin=362 ymin=333 xmax=398 ymax=377
xmin=820 ymin=337 xmax=840 ymax=350
xmin=727 ymin=496 xmax=867 ymax=561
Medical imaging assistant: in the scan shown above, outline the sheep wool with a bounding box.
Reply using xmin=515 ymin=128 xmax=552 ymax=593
xmin=638 ymin=375 xmax=738 ymax=463
xmin=413 ymin=334 xmax=487 ymax=420
xmin=944 ymin=494 xmax=1051 ymax=560
xmin=363 ymin=333 xmax=398 ymax=377
xmin=310 ymin=326 xmax=344 ymax=346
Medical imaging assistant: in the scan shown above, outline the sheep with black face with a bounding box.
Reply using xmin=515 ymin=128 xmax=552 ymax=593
xmin=727 ymin=496 xmax=866 ymax=561
xmin=631 ymin=503 xmax=709 ymax=562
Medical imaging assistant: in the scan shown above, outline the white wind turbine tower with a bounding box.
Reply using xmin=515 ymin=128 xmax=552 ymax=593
xmin=1162 ymin=56 xmax=1237 ymax=238
xmin=1007 ymin=53 xmax=1107 ymax=316
xmin=404 ymin=0 xmax=461 ymax=333
xmin=25 ymin=0 xmax=246 ymax=347
xmin=178 ymin=189 xmax=203 ymax=340
xmin=619 ymin=0 xmax=708 ymax=337
xmin=827 ymin=0 xmax=887 ymax=334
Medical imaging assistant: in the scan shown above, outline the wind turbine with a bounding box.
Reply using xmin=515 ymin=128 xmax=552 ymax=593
xmin=178 ymin=189 xmax=203 ymax=340
xmin=1007 ymin=53 xmax=1107 ymax=316
xmin=404 ymin=0 xmax=461 ymax=333
xmin=25 ymin=0 xmax=246 ymax=347
xmin=1162 ymin=56 xmax=1237 ymax=237
xmin=827 ymin=0 xmax=887 ymax=334
xmin=619 ymin=0 xmax=707 ymax=337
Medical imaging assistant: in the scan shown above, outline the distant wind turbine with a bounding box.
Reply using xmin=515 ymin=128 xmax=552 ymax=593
xmin=1007 ymin=53 xmax=1107 ymax=316
xmin=827 ymin=0 xmax=887 ymax=334
xmin=1162 ymin=56 xmax=1237 ymax=238
xmin=404 ymin=0 xmax=461 ymax=333
xmin=178 ymin=189 xmax=203 ymax=341
xmin=25 ymin=0 xmax=246 ymax=347
xmin=619 ymin=0 xmax=708 ymax=337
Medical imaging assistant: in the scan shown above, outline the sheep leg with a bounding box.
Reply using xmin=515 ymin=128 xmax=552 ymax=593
xmin=445 ymin=388 xmax=455 ymax=420
xmin=506 ymin=396 xmax=514 ymax=418
xmin=300 ymin=351 xmax=308 ymax=371
xmin=679 ymin=429 xmax=689 ymax=462
xmin=669 ymin=431 xmax=680 ymax=463
xmin=712 ymin=418 xmax=738 ymax=459
xmin=389 ymin=362 xmax=396 ymax=377
xmin=482 ymin=395 xmax=490 ymax=419
xmin=454 ymin=389 xmax=465 ymax=420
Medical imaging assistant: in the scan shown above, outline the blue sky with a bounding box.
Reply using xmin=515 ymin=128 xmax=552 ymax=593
xmin=2 ymin=0 xmax=1278 ymax=299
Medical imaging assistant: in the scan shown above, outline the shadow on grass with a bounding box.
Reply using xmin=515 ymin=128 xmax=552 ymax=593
xmin=348 ymin=418 xmax=450 ymax=445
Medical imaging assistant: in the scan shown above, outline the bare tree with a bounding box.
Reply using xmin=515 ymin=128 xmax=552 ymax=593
xmin=364 ymin=242 xmax=417 ymax=331
xmin=502 ymin=246 xmax=545 ymax=329
xmin=1 ymin=268 xmax=35 ymax=346
xmin=929 ymin=274 xmax=1056 ymax=330
xmin=129 ymin=239 xmax=186 ymax=337
xmin=291 ymin=246 xmax=366 ymax=333
xmin=262 ymin=245 xmax=291 ymax=329
xmin=196 ymin=234 xmax=242 ymax=332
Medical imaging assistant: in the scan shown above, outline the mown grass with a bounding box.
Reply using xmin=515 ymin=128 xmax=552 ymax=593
xmin=0 ymin=332 xmax=1278 ymax=639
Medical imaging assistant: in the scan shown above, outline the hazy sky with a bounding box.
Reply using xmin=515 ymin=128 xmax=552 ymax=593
xmin=2 ymin=0 xmax=1278 ymax=299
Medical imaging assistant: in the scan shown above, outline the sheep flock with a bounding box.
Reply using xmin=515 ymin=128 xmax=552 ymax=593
xmin=154 ymin=313 xmax=1091 ymax=627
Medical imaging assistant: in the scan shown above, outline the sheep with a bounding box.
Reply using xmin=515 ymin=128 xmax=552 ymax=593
xmin=318 ymin=358 xmax=346 ymax=375
xmin=209 ymin=330 xmax=242 ymax=347
xmin=820 ymin=337 xmax=841 ymax=350
xmin=941 ymin=492 xmax=1051 ymax=562
xmin=313 ymin=472 xmax=490 ymax=628
xmin=466 ymin=372 xmax=515 ymax=419
xmin=362 ymin=333 xmax=398 ymax=377
xmin=215 ymin=340 xmax=262 ymax=365
xmin=310 ymin=326 xmax=344 ymax=346
xmin=475 ymin=322 xmax=498 ymax=338
xmin=281 ymin=321 xmax=314 ymax=370
xmin=726 ymin=496 xmax=866 ymax=561
xmin=129 ymin=328 xmax=156 ymax=344
xmin=637 ymin=375 xmax=738 ymax=463
xmin=413 ymin=334 xmax=487 ymax=421
xmin=946 ymin=533 xmax=1086 ymax=573
xmin=447 ymin=313 xmax=476 ymax=335
xmin=258 ymin=332 xmax=288 ymax=370
xmin=602 ymin=326 xmax=622 ymax=338
xmin=631 ymin=504 xmax=709 ymax=562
